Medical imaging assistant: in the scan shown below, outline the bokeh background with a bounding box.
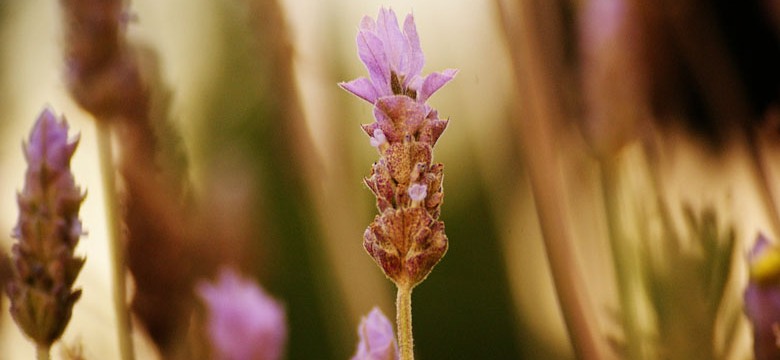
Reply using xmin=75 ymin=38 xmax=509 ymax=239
xmin=0 ymin=0 xmax=777 ymax=359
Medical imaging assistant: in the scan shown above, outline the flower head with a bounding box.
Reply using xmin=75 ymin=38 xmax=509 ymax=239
xmin=7 ymin=108 xmax=85 ymax=348
xmin=745 ymin=234 xmax=780 ymax=359
xmin=339 ymin=8 xmax=457 ymax=104
xmin=343 ymin=8 xmax=454 ymax=288
xmin=351 ymin=307 xmax=398 ymax=360
xmin=197 ymin=267 xmax=286 ymax=360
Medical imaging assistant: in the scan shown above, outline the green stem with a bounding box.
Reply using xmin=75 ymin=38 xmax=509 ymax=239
xmin=36 ymin=345 xmax=50 ymax=360
xmin=599 ymin=160 xmax=643 ymax=360
xmin=96 ymin=121 xmax=136 ymax=360
xmin=396 ymin=283 xmax=414 ymax=360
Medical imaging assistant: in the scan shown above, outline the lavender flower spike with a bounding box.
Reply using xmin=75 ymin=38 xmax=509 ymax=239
xmin=345 ymin=9 xmax=453 ymax=288
xmin=744 ymin=233 xmax=780 ymax=360
xmin=339 ymin=7 xmax=457 ymax=104
xmin=352 ymin=307 xmax=399 ymax=360
xmin=7 ymin=108 xmax=85 ymax=350
xmin=197 ymin=267 xmax=287 ymax=360
xmin=343 ymin=9 xmax=456 ymax=359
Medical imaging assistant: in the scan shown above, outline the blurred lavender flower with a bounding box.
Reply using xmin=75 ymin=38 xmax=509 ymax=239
xmin=61 ymin=0 xmax=148 ymax=121
xmin=197 ymin=267 xmax=286 ymax=360
xmin=745 ymin=233 xmax=780 ymax=360
xmin=352 ymin=307 xmax=399 ymax=360
xmin=7 ymin=109 xmax=85 ymax=349
xmin=339 ymin=7 xmax=457 ymax=104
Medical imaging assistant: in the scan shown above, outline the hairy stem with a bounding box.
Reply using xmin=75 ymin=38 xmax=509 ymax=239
xmin=396 ymin=283 xmax=414 ymax=360
xmin=97 ymin=122 xmax=136 ymax=360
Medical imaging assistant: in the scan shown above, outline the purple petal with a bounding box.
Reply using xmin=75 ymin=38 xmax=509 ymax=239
xmin=340 ymin=77 xmax=380 ymax=104
xmin=359 ymin=15 xmax=377 ymax=32
xmin=402 ymin=14 xmax=424 ymax=84
xmin=376 ymin=8 xmax=406 ymax=74
xmin=357 ymin=30 xmax=391 ymax=96
xmin=418 ymin=69 xmax=458 ymax=102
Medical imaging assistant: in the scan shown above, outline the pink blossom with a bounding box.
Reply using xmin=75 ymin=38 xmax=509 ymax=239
xmin=339 ymin=8 xmax=457 ymax=104
xmin=197 ymin=268 xmax=286 ymax=360
xmin=351 ymin=307 xmax=398 ymax=360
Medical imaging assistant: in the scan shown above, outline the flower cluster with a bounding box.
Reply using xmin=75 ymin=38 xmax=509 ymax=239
xmin=340 ymin=8 xmax=456 ymax=288
xmin=6 ymin=109 xmax=85 ymax=348
xmin=197 ymin=267 xmax=287 ymax=360
xmin=745 ymin=234 xmax=780 ymax=360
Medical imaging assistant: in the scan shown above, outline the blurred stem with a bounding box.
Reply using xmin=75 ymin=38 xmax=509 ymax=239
xmin=396 ymin=283 xmax=414 ymax=360
xmin=36 ymin=345 xmax=50 ymax=360
xmin=496 ymin=0 xmax=605 ymax=358
xmin=599 ymin=160 xmax=643 ymax=360
xmin=97 ymin=122 xmax=136 ymax=360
